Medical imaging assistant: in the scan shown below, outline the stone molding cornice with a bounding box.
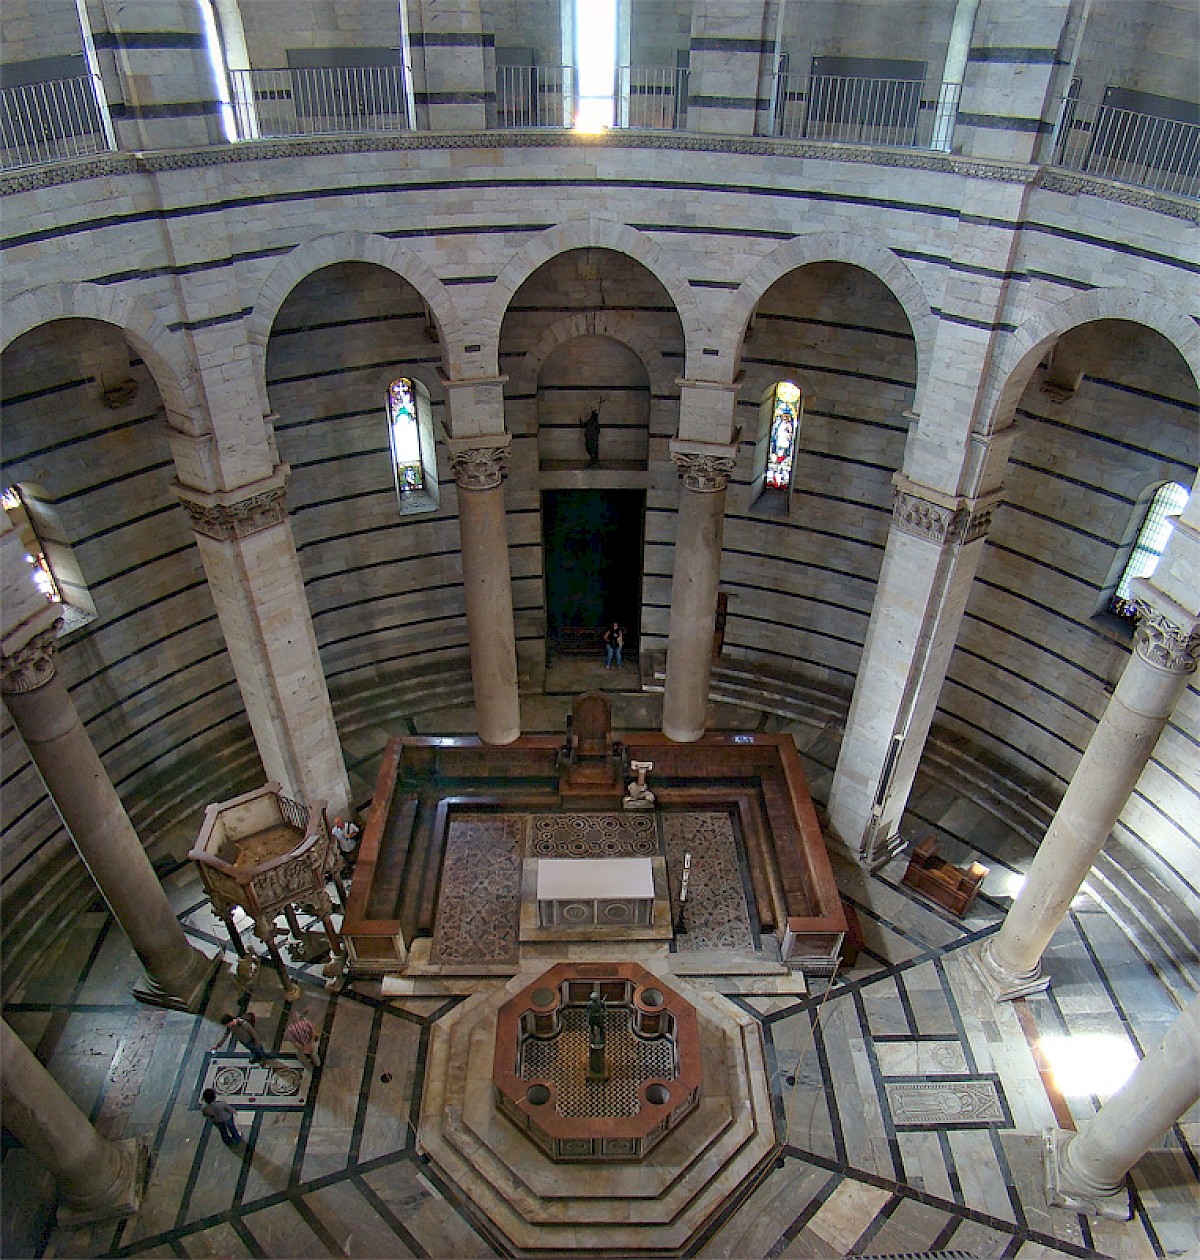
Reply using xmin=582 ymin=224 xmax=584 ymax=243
xmin=5 ymin=134 xmax=1195 ymax=225
xmin=174 ymin=468 xmax=290 ymax=542
xmin=1133 ymin=601 xmax=1200 ymax=674
xmin=1 ymin=618 xmax=63 ymax=694
xmin=448 ymin=443 xmax=509 ymax=490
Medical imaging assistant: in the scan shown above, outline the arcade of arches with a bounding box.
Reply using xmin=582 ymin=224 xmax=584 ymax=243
xmin=2 ymin=4 xmax=1199 ymax=1255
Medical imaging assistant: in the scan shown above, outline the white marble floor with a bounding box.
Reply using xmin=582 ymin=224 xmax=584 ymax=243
xmin=3 ymin=711 xmax=1198 ymax=1260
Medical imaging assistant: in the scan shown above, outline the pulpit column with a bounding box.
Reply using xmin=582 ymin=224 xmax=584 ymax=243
xmin=663 ymin=443 xmax=737 ymax=742
xmin=448 ymin=439 xmax=521 ymax=745
xmin=972 ymin=587 xmax=1200 ymax=1000
xmin=1 ymin=1019 xmax=147 ymax=1225
xmin=1 ymin=523 xmax=216 ymax=1009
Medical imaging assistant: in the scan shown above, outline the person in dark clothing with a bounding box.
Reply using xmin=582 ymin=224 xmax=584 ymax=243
xmin=201 ymin=1088 xmax=242 ymax=1147
xmin=212 ymin=1012 xmax=268 ymax=1064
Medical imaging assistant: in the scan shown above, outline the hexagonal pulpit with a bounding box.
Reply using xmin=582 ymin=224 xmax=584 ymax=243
xmin=492 ymin=962 xmax=701 ymax=1162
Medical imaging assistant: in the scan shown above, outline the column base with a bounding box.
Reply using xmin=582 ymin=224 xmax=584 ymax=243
xmin=967 ymin=938 xmax=1051 ymax=1003
xmin=133 ymin=950 xmax=220 ymax=1014
xmin=859 ymin=823 xmax=908 ymax=872
xmin=56 ymin=1135 xmax=150 ymax=1228
xmin=1042 ymin=1129 xmax=1131 ymax=1220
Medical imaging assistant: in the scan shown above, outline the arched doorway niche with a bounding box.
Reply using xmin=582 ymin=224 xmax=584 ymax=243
xmin=264 ymin=261 xmax=467 ymax=698
xmin=721 ymin=261 xmax=919 ymax=691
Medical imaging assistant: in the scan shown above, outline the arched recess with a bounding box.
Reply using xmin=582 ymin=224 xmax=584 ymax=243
xmin=1 ymin=282 xmax=202 ymax=432
xmin=247 ymin=231 xmax=465 ymax=404
xmin=978 ymin=286 xmax=1200 ymax=438
xmin=485 ymin=217 xmax=700 ymax=377
xmin=511 ymin=310 xmax=678 ymax=400
xmin=722 ymin=232 xmax=937 ymax=403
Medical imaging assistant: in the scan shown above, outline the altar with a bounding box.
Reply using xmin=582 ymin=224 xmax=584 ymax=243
xmin=534 ymin=856 xmax=655 ymax=929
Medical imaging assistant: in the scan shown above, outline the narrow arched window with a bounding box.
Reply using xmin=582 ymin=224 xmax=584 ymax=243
xmin=2 ymin=484 xmax=96 ymax=633
xmin=765 ymin=380 xmax=801 ymax=491
xmin=1109 ymin=481 xmax=1188 ymax=618
xmin=387 ymin=377 xmax=425 ymax=493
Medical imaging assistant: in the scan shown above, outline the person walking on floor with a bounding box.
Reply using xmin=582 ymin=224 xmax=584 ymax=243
xmin=212 ymin=1012 xmax=268 ymax=1064
xmin=201 ymin=1087 xmax=243 ymax=1147
xmin=285 ymin=1007 xmax=322 ymax=1069
xmin=604 ymin=621 xmax=624 ymax=669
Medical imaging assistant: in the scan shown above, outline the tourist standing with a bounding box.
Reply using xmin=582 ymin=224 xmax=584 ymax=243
xmin=285 ymin=1008 xmax=322 ymax=1069
xmin=212 ymin=1012 xmax=268 ymax=1064
xmin=200 ymin=1088 xmax=243 ymax=1147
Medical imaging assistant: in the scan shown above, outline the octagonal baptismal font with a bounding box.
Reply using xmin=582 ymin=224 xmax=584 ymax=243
xmin=493 ymin=962 xmax=701 ymax=1162
xmin=419 ymin=960 xmax=781 ymax=1257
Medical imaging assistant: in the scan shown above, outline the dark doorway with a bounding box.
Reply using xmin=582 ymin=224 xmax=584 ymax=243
xmin=542 ymin=489 xmax=644 ymax=656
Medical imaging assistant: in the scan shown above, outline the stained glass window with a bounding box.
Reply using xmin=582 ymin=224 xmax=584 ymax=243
xmin=2 ymin=485 xmax=62 ymax=604
xmin=1109 ymin=481 xmax=1188 ymax=617
xmin=766 ymin=381 xmax=801 ymax=491
xmin=387 ymin=377 xmax=424 ymax=492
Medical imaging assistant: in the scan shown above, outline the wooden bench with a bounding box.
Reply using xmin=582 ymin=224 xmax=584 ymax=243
xmin=901 ymin=837 xmax=989 ymax=918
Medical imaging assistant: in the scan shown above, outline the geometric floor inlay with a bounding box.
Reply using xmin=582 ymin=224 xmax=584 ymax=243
xmin=518 ymin=1007 xmax=677 ymax=1117
xmin=883 ymin=1076 xmax=1009 ymax=1128
xmin=431 ymin=813 xmax=526 ymax=965
xmin=197 ymin=1054 xmax=311 ymax=1110
xmin=662 ymin=811 xmax=755 ymax=952
xmin=528 ymin=812 xmax=658 ymax=857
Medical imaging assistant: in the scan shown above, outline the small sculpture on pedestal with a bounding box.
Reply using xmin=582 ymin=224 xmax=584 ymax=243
xmin=623 ymin=759 xmax=656 ymax=811
xmin=586 ymin=987 xmax=608 ymax=1083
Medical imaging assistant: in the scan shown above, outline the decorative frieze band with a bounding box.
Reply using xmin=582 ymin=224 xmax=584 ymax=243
xmin=179 ymin=485 xmax=288 ymax=541
xmin=1 ymin=619 xmax=62 ymax=694
xmin=673 ymin=451 xmax=735 ymax=493
xmin=449 ymin=445 xmax=509 ymax=490
xmin=1133 ymin=602 xmax=1200 ymax=674
xmin=893 ymin=489 xmax=994 ymax=545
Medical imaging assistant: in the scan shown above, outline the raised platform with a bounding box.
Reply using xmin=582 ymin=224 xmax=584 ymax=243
xmin=419 ymin=961 xmax=780 ymax=1256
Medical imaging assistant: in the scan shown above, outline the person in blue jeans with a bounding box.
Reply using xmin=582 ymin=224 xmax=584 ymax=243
xmin=604 ymin=622 xmax=624 ymax=669
xmin=201 ymin=1088 xmax=242 ymax=1147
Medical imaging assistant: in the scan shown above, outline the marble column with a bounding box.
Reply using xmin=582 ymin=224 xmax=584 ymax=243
xmin=175 ymin=467 xmax=352 ymax=817
xmin=448 ymin=440 xmax=521 ymax=745
xmin=1044 ymin=994 xmax=1200 ymax=1219
xmin=663 ymin=443 xmax=736 ymax=742
xmin=972 ymin=590 xmax=1200 ymax=1000
xmin=0 ymin=609 xmax=217 ymax=1012
xmin=1 ymin=1019 xmax=148 ymax=1226
xmin=829 ymin=476 xmax=999 ymax=868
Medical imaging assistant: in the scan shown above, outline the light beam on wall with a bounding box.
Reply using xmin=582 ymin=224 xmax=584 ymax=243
xmin=575 ymin=0 xmax=616 ymax=131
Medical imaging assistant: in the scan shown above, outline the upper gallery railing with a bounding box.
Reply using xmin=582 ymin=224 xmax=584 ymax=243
xmin=226 ymin=65 xmax=412 ymax=140
xmin=771 ymin=71 xmax=961 ymax=151
xmin=1050 ymin=93 xmax=1199 ymax=199
xmin=493 ymin=65 xmax=687 ymax=131
xmin=1 ymin=74 xmax=114 ymax=170
xmin=493 ymin=64 xmax=575 ymax=129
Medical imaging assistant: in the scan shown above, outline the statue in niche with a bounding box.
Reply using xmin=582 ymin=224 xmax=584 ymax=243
xmin=582 ymin=408 xmax=601 ymax=466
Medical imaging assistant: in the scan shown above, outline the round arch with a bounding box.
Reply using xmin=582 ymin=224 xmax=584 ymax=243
xmin=1 ymin=282 xmax=202 ymax=431
xmin=486 ymin=217 xmax=701 ymax=377
xmin=978 ymin=285 xmax=1200 ymax=436
xmin=511 ymin=310 xmax=678 ymax=400
xmin=246 ymin=231 xmax=466 ymax=403
xmin=720 ymin=232 xmax=937 ymax=402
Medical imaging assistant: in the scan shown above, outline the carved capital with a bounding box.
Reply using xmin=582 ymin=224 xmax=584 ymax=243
xmin=1133 ymin=602 xmax=1200 ymax=674
xmin=1 ymin=619 xmax=62 ymax=694
xmin=449 ymin=445 xmax=508 ymax=490
xmin=179 ymin=484 xmax=288 ymax=541
xmin=673 ymin=451 xmax=735 ymax=493
xmin=893 ymin=489 xmax=967 ymax=543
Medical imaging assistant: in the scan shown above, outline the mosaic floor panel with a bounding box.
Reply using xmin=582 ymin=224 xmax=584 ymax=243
xmin=198 ymin=1055 xmax=311 ymax=1111
xmin=527 ymin=812 xmax=658 ymax=858
xmin=662 ymin=810 xmax=755 ymax=952
xmin=430 ymin=814 xmax=524 ymax=965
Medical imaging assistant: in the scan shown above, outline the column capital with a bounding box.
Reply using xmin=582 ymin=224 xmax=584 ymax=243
xmin=670 ymin=439 xmax=738 ymax=493
xmin=892 ymin=475 xmax=1000 ymax=545
xmin=447 ymin=436 xmax=511 ymax=491
xmin=174 ymin=466 xmax=290 ymax=542
xmin=1132 ymin=585 xmax=1200 ymax=675
xmin=1 ymin=612 xmax=63 ymax=695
